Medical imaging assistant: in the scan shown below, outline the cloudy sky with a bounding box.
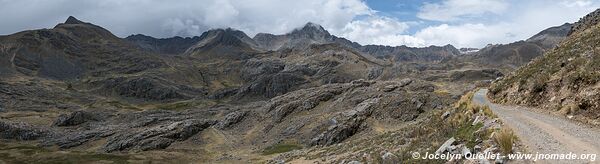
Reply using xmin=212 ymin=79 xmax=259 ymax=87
xmin=0 ymin=0 xmax=599 ymax=48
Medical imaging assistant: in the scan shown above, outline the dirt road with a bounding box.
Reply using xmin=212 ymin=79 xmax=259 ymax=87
xmin=473 ymin=89 xmax=600 ymax=163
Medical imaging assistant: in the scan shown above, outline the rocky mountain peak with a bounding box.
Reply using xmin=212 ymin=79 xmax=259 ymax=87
xmin=290 ymin=22 xmax=331 ymax=38
xmin=64 ymin=16 xmax=85 ymax=24
xmin=184 ymin=27 xmax=260 ymax=56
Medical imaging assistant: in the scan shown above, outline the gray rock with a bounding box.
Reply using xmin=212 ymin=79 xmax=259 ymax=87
xmin=472 ymin=116 xmax=481 ymax=126
xmin=495 ymin=156 xmax=505 ymax=164
xmin=0 ymin=121 xmax=44 ymax=140
xmin=53 ymin=111 xmax=97 ymax=126
xmin=102 ymin=119 xmax=215 ymax=152
xmin=381 ymin=152 xmax=400 ymax=164
xmin=216 ymin=111 xmax=246 ymax=129
xmin=310 ymin=98 xmax=380 ymax=146
xmin=382 ymin=85 xmax=398 ymax=92
xmin=474 ymin=145 xmax=482 ymax=153
xmin=347 ymin=161 xmax=361 ymax=164
xmin=435 ymin=137 xmax=456 ymax=154
xmin=398 ymin=78 xmax=413 ymax=87
xmin=441 ymin=111 xmax=451 ymax=119
xmin=461 ymin=145 xmax=472 ymax=157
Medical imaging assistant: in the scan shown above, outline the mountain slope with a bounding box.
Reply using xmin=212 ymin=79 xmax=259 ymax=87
xmin=125 ymin=34 xmax=200 ymax=55
xmin=488 ymin=10 xmax=600 ymax=124
xmin=184 ymin=28 xmax=261 ymax=59
xmin=0 ymin=16 xmax=164 ymax=80
xmin=457 ymin=23 xmax=571 ymax=71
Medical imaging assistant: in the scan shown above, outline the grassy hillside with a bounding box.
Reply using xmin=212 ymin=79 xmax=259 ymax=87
xmin=488 ymin=22 xmax=600 ymax=125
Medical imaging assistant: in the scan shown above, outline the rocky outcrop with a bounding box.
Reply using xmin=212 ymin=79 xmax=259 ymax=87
xmin=95 ymin=77 xmax=206 ymax=101
xmin=570 ymin=8 xmax=600 ymax=35
xmin=216 ymin=111 xmax=246 ymax=129
xmin=0 ymin=121 xmax=45 ymax=140
xmin=53 ymin=111 xmax=102 ymax=126
xmin=310 ymin=98 xmax=380 ymax=146
xmin=103 ymin=119 xmax=215 ymax=152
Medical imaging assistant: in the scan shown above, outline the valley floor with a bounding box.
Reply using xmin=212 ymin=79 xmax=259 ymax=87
xmin=474 ymin=89 xmax=600 ymax=164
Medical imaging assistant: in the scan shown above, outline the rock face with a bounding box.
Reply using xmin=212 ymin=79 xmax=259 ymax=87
xmin=489 ymin=10 xmax=600 ymax=123
xmin=216 ymin=111 xmax=246 ymax=129
xmin=0 ymin=121 xmax=45 ymax=140
xmin=103 ymin=119 xmax=215 ymax=152
xmin=310 ymin=98 xmax=380 ymax=146
xmin=94 ymin=77 xmax=206 ymax=101
xmin=53 ymin=111 xmax=99 ymax=126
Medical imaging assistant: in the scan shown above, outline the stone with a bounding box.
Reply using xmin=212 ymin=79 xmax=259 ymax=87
xmin=0 ymin=121 xmax=44 ymax=140
xmin=102 ymin=119 xmax=215 ymax=152
xmin=441 ymin=111 xmax=451 ymax=119
xmin=382 ymin=85 xmax=398 ymax=92
xmin=461 ymin=145 xmax=472 ymax=157
xmin=381 ymin=152 xmax=400 ymax=164
xmin=472 ymin=116 xmax=481 ymax=125
xmin=474 ymin=145 xmax=482 ymax=153
xmin=53 ymin=111 xmax=98 ymax=126
xmin=216 ymin=111 xmax=246 ymax=129
xmin=495 ymin=156 xmax=505 ymax=164
xmin=398 ymin=78 xmax=413 ymax=87
xmin=310 ymin=98 xmax=380 ymax=146
xmin=435 ymin=137 xmax=456 ymax=154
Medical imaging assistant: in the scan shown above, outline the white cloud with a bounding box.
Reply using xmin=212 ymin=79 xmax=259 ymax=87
xmin=561 ymin=0 xmax=593 ymax=7
xmin=414 ymin=23 xmax=516 ymax=48
xmin=417 ymin=0 xmax=509 ymax=22
xmin=0 ymin=0 xmax=372 ymax=38
xmin=409 ymin=0 xmax=600 ymax=48
xmin=334 ymin=16 xmax=425 ymax=47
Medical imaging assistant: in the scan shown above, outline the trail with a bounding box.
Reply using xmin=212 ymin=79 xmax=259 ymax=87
xmin=473 ymin=89 xmax=600 ymax=163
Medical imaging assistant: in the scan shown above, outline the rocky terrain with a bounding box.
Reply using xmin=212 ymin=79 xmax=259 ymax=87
xmin=0 ymin=14 xmax=581 ymax=163
xmin=489 ymin=9 xmax=600 ymax=126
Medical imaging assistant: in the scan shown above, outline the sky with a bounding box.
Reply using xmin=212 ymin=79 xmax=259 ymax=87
xmin=0 ymin=0 xmax=599 ymax=48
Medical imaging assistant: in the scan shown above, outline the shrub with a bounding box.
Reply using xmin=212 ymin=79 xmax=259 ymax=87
xmin=494 ymin=128 xmax=517 ymax=155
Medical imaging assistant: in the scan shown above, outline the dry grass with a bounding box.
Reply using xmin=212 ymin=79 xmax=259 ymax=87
xmin=494 ymin=127 xmax=517 ymax=155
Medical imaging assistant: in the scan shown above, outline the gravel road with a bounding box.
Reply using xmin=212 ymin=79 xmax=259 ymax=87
xmin=473 ymin=89 xmax=600 ymax=164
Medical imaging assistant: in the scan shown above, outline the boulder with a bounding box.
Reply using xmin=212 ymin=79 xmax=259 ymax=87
xmin=53 ymin=111 xmax=98 ymax=126
xmin=381 ymin=152 xmax=400 ymax=164
xmin=310 ymin=98 xmax=380 ymax=146
xmin=435 ymin=137 xmax=456 ymax=154
xmin=216 ymin=111 xmax=246 ymax=129
xmin=102 ymin=119 xmax=215 ymax=152
xmin=398 ymin=78 xmax=413 ymax=87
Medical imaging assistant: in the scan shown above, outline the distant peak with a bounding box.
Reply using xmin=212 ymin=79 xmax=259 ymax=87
xmin=305 ymin=22 xmax=323 ymax=28
xmin=64 ymin=16 xmax=84 ymax=24
xmin=301 ymin=22 xmax=326 ymax=31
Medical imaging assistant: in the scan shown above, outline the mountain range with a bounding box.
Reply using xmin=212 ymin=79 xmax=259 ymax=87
xmin=0 ymin=13 xmax=585 ymax=163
